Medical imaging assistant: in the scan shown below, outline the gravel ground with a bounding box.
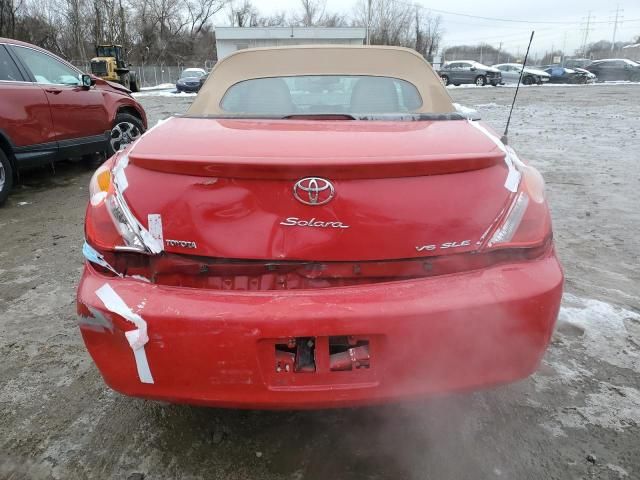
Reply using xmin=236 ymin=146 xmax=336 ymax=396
xmin=1 ymin=84 xmax=639 ymax=480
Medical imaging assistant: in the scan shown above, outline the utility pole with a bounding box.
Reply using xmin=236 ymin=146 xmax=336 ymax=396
xmin=497 ymin=42 xmax=502 ymax=64
xmin=366 ymin=0 xmax=372 ymax=45
xmin=611 ymin=5 xmax=622 ymax=52
xmin=581 ymin=12 xmax=592 ymax=58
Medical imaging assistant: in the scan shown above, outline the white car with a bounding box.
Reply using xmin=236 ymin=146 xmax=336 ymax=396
xmin=493 ymin=63 xmax=550 ymax=85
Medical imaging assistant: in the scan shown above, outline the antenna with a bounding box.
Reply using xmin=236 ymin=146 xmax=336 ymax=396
xmin=502 ymin=31 xmax=535 ymax=145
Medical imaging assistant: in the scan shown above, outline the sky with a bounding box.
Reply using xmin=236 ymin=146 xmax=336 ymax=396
xmin=227 ymin=0 xmax=640 ymax=57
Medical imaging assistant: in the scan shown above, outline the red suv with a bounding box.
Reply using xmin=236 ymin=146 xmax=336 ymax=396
xmin=0 ymin=38 xmax=147 ymax=205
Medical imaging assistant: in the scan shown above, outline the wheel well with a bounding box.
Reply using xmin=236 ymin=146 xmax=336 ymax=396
xmin=0 ymin=134 xmax=17 ymax=178
xmin=117 ymin=106 xmax=142 ymax=121
xmin=115 ymin=106 xmax=147 ymax=130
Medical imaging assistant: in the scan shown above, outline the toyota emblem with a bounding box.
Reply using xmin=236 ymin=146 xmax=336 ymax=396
xmin=293 ymin=177 xmax=335 ymax=206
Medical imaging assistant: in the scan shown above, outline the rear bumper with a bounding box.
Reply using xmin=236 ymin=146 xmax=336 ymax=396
xmin=77 ymin=252 xmax=563 ymax=409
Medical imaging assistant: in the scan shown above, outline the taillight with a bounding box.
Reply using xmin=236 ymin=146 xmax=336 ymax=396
xmin=85 ymin=153 xmax=162 ymax=256
xmin=89 ymin=163 xmax=112 ymax=206
xmin=489 ymin=191 xmax=530 ymax=246
xmin=485 ymin=149 xmax=552 ymax=251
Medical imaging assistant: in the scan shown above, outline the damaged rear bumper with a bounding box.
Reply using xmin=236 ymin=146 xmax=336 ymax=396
xmin=77 ymin=253 xmax=563 ymax=409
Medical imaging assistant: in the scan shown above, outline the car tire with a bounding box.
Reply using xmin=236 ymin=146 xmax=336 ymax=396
xmin=129 ymin=75 xmax=140 ymax=93
xmin=0 ymin=149 xmax=14 ymax=206
xmin=453 ymin=83 xmax=460 ymax=86
xmin=440 ymin=75 xmax=450 ymax=86
xmin=475 ymin=75 xmax=487 ymax=86
xmin=523 ymin=76 xmax=534 ymax=86
xmin=107 ymin=113 xmax=145 ymax=158
xmin=120 ymin=72 xmax=131 ymax=90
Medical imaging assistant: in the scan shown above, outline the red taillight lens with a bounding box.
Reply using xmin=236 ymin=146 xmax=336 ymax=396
xmin=486 ymin=158 xmax=552 ymax=251
xmin=86 ymin=158 xmax=122 ymax=251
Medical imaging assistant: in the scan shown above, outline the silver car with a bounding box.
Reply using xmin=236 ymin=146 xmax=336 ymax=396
xmin=493 ymin=63 xmax=550 ymax=85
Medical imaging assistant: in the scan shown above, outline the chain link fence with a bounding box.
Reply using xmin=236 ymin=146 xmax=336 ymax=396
xmin=71 ymin=62 xmax=213 ymax=89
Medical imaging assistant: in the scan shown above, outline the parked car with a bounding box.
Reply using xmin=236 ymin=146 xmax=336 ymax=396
xmin=0 ymin=37 xmax=147 ymax=205
xmin=571 ymin=67 xmax=597 ymax=83
xmin=492 ymin=63 xmax=550 ymax=85
xmin=78 ymin=45 xmax=563 ymax=409
xmin=176 ymin=67 xmax=207 ymax=93
xmin=542 ymin=66 xmax=590 ymax=84
xmin=438 ymin=61 xmax=502 ymax=86
xmin=584 ymin=59 xmax=640 ymax=82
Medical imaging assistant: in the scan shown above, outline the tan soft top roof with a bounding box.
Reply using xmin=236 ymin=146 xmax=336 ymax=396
xmin=188 ymin=45 xmax=455 ymax=115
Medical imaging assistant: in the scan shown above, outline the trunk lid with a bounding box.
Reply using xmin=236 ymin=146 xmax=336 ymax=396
xmin=121 ymin=117 xmax=511 ymax=261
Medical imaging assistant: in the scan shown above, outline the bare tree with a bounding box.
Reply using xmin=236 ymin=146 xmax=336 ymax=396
xmin=227 ymin=0 xmax=257 ymax=27
xmin=0 ymin=0 xmax=20 ymax=37
xmin=186 ymin=0 xmax=225 ymax=37
xmin=297 ymin=0 xmax=325 ymax=27
xmin=63 ymin=0 xmax=87 ymax=60
xmin=443 ymin=44 xmax=515 ymax=64
xmin=353 ymin=0 xmax=443 ymax=59
xmin=254 ymin=11 xmax=288 ymax=27
xmin=414 ymin=6 xmax=442 ymax=61
xmin=320 ymin=12 xmax=347 ymax=27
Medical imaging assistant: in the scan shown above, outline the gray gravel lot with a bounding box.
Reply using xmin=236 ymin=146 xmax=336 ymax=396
xmin=1 ymin=84 xmax=639 ymax=480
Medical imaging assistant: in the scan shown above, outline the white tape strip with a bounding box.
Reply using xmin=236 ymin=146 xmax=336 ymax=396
xmin=95 ymin=283 xmax=154 ymax=384
xmin=467 ymin=120 xmax=521 ymax=193
xmin=148 ymin=214 xmax=164 ymax=245
xmin=113 ymin=154 xmax=130 ymax=192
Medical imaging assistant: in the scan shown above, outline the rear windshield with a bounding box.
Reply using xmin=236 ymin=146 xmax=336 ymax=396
xmin=181 ymin=70 xmax=205 ymax=78
xmin=220 ymin=75 xmax=423 ymax=115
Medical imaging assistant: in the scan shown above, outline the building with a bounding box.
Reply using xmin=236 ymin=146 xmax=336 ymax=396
xmin=215 ymin=27 xmax=367 ymax=60
xmin=622 ymin=43 xmax=640 ymax=62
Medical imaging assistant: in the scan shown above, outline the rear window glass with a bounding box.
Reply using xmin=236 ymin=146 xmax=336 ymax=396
xmin=220 ymin=75 xmax=423 ymax=115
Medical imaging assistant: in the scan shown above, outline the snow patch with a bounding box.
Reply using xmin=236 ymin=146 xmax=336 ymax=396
xmin=606 ymin=464 xmax=629 ymax=477
xmin=140 ymin=83 xmax=175 ymax=91
xmin=558 ymin=293 xmax=640 ymax=372
xmin=556 ymin=381 xmax=640 ymax=432
xmin=536 ymin=295 xmax=640 ymax=434
xmin=474 ymin=103 xmax=506 ymax=109
xmin=533 ymin=359 xmax=593 ymax=392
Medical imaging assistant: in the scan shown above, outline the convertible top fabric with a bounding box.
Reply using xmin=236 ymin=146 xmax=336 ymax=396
xmin=188 ymin=45 xmax=455 ymax=115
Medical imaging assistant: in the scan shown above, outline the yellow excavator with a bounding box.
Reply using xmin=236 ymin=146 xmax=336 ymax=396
xmin=90 ymin=45 xmax=139 ymax=92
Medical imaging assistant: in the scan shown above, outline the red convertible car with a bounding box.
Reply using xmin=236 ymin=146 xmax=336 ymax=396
xmin=77 ymin=46 xmax=563 ymax=409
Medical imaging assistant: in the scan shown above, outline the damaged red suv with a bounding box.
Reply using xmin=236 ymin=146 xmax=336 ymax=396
xmin=77 ymin=46 xmax=563 ymax=409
